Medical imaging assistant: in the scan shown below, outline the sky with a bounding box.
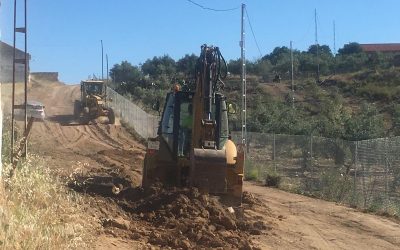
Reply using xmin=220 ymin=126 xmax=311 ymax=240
xmin=1 ymin=0 xmax=400 ymax=83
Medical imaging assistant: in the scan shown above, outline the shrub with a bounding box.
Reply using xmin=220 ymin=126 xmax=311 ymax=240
xmin=264 ymin=172 xmax=281 ymax=187
xmin=0 ymin=156 xmax=96 ymax=249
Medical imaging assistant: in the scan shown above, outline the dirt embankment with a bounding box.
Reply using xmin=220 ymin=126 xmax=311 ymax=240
xmin=20 ymin=80 xmax=270 ymax=249
xmin=16 ymin=80 xmax=400 ymax=249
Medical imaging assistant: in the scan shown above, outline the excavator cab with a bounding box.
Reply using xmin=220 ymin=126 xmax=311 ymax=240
xmin=157 ymin=91 xmax=229 ymax=159
xmin=142 ymin=45 xmax=244 ymax=204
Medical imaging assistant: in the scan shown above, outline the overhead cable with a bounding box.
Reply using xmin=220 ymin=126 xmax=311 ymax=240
xmin=185 ymin=0 xmax=240 ymax=12
xmin=245 ymin=8 xmax=263 ymax=58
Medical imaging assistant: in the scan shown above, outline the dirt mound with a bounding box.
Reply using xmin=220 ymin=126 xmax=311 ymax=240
xmin=242 ymin=191 xmax=264 ymax=207
xmin=113 ymin=186 xmax=268 ymax=249
xmin=69 ymin=170 xmax=269 ymax=249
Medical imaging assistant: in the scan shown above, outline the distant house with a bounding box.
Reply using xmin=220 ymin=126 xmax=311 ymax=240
xmin=0 ymin=41 xmax=30 ymax=83
xmin=360 ymin=43 xmax=400 ymax=54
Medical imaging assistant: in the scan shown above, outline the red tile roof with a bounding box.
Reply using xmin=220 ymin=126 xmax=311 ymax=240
xmin=360 ymin=43 xmax=400 ymax=52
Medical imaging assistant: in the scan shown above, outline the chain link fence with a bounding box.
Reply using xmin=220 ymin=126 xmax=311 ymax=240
xmin=106 ymin=87 xmax=159 ymax=139
xmin=231 ymin=132 xmax=400 ymax=214
xmin=103 ymin=89 xmax=400 ymax=214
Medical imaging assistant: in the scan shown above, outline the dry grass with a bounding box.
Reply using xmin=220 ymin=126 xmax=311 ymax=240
xmin=0 ymin=155 xmax=97 ymax=249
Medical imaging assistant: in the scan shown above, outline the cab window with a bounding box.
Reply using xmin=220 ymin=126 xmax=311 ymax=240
xmin=161 ymin=94 xmax=175 ymax=150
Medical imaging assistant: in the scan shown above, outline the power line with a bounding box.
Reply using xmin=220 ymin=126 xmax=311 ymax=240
xmin=185 ymin=0 xmax=240 ymax=12
xmin=245 ymin=8 xmax=263 ymax=58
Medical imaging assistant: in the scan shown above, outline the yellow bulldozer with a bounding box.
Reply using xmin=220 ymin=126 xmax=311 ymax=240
xmin=142 ymin=45 xmax=244 ymax=204
xmin=78 ymin=80 xmax=115 ymax=124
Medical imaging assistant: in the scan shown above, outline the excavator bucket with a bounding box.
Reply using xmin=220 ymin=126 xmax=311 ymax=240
xmin=190 ymin=148 xmax=227 ymax=194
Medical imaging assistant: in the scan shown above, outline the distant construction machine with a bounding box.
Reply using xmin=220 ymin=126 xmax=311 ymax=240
xmin=142 ymin=45 xmax=244 ymax=204
xmin=78 ymin=80 xmax=115 ymax=124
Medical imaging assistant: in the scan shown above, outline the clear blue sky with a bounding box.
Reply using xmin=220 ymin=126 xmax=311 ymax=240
xmin=1 ymin=0 xmax=400 ymax=83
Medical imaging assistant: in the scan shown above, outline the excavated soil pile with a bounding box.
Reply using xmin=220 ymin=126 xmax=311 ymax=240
xmin=68 ymin=169 xmax=269 ymax=249
xmin=117 ymin=185 xmax=269 ymax=249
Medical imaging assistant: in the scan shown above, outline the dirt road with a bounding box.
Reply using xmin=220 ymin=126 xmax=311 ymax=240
xmin=14 ymin=80 xmax=400 ymax=249
xmin=245 ymin=183 xmax=400 ymax=249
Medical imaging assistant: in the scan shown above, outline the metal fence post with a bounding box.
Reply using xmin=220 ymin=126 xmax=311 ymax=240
xmin=273 ymin=133 xmax=276 ymax=172
xmin=310 ymin=135 xmax=313 ymax=167
xmin=384 ymin=138 xmax=389 ymax=213
xmin=353 ymin=141 xmax=358 ymax=207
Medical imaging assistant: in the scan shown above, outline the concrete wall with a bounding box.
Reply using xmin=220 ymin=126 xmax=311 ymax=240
xmin=30 ymin=72 xmax=59 ymax=82
xmin=0 ymin=41 xmax=30 ymax=83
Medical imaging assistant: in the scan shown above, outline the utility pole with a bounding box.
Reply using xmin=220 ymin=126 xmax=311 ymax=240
xmin=333 ymin=20 xmax=337 ymax=75
xmin=0 ymin=0 xmax=2 ymax=175
xmin=314 ymin=8 xmax=320 ymax=83
xmin=11 ymin=0 xmax=17 ymax=163
xmin=11 ymin=0 xmax=29 ymax=165
xmin=101 ymin=40 xmax=104 ymax=80
xmin=240 ymin=3 xmax=247 ymax=146
xmin=333 ymin=20 xmax=336 ymax=55
xmin=23 ymin=0 xmax=28 ymax=157
xmin=105 ymin=54 xmax=109 ymax=105
xmin=290 ymin=41 xmax=294 ymax=108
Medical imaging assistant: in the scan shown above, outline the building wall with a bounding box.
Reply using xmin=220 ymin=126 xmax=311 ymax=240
xmin=30 ymin=72 xmax=59 ymax=82
xmin=0 ymin=41 xmax=30 ymax=83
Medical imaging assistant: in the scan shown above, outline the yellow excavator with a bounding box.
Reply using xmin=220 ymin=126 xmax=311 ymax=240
xmin=142 ymin=45 xmax=244 ymax=204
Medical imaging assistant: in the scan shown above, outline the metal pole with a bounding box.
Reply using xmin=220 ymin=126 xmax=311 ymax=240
xmin=290 ymin=41 xmax=294 ymax=108
xmin=241 ymin=3 xmax=247 ymax=146
xmin=11 ymin=0 xmax=17 ymax=163
xmin=384 ymin=139 xmax=389 ymax=213
xmin=101 ymin=40 xmax=104 ymax=80
xmin=273 ymin=133 xmax=276 ymax=172
xmin=333 ymin=20 xmax=337 ymax=75
xmin=24 ymin=0 xmax=28 ymax=157
xmin=314 ymin=9 xmax=320 ymax=82
xmin=353 ymin=141 xmax=358 ymax=207
xmin=333 ymin=21 xmax=336 ymax=55
xmin=106 ymin=54 xmax=108 ymax=106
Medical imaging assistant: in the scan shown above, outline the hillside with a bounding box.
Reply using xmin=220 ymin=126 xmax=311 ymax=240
xmin=222 ymin=67 xmax=400 ymax=139
xmin=108 ymin=44 xmax=400 ymax=140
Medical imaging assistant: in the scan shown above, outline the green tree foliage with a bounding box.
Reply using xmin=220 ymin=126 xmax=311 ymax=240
xmin=307 ymin=44 xmax=333 ymax=56
xmin=247 ymin=95 xmax=311 ymax=135
xmin=262 ymin=46 xmax=291 ymax=65
xmin=141 ymin=55 xmax=176 ymax=80
xmin=338 ymin=42 xmax=362 ymax=55
xmin=335 ymin=53 xmax=368 ymax=73
xmin=177 ymin=53 xmax=198 ymax=78
xmin=107 ymin=42 xmax=399 ymax=140
xmin=110 ymin=61 xmax=143 ymax=94
xmin=345 ymin=103 xmax=385 ymax=140
xmin=227 ymin=59 xmax=258 ymax=75
xmin=110 ymin=61 xmax=142 ymax=84
xmin=312 ymin=96 xmax=351 ymax=138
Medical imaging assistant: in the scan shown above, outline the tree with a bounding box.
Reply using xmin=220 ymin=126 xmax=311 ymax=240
xmin=338 ymin=42 xmax=362 ymax=55
xmin=307 ymin=44 xmax=333 ymax=56
xmin=262 ymin=46 xmax=291 ymax=65
xmin=141 ymin=55 xmax=176 ymax=79
xmin=176 ymin=54 xmax=198 ymax=77
xmin=254 ymin=59 xmax=273 ymax=81
xmin=110 ymin=61 xmax=142 ymax=83
xmin=109 ymin=61 xmax=144 ymax=94
xmin=335 ymin=53 xmax=368 ymax=73
xmin=345 ymin=103 xmax=385 ymax=140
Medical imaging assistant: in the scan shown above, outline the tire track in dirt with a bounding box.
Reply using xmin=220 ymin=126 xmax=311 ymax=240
xmin=27 ymin=81 xmax=145 ymax=178
xmin=246 ymin=183 xmax=400 ymax=249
